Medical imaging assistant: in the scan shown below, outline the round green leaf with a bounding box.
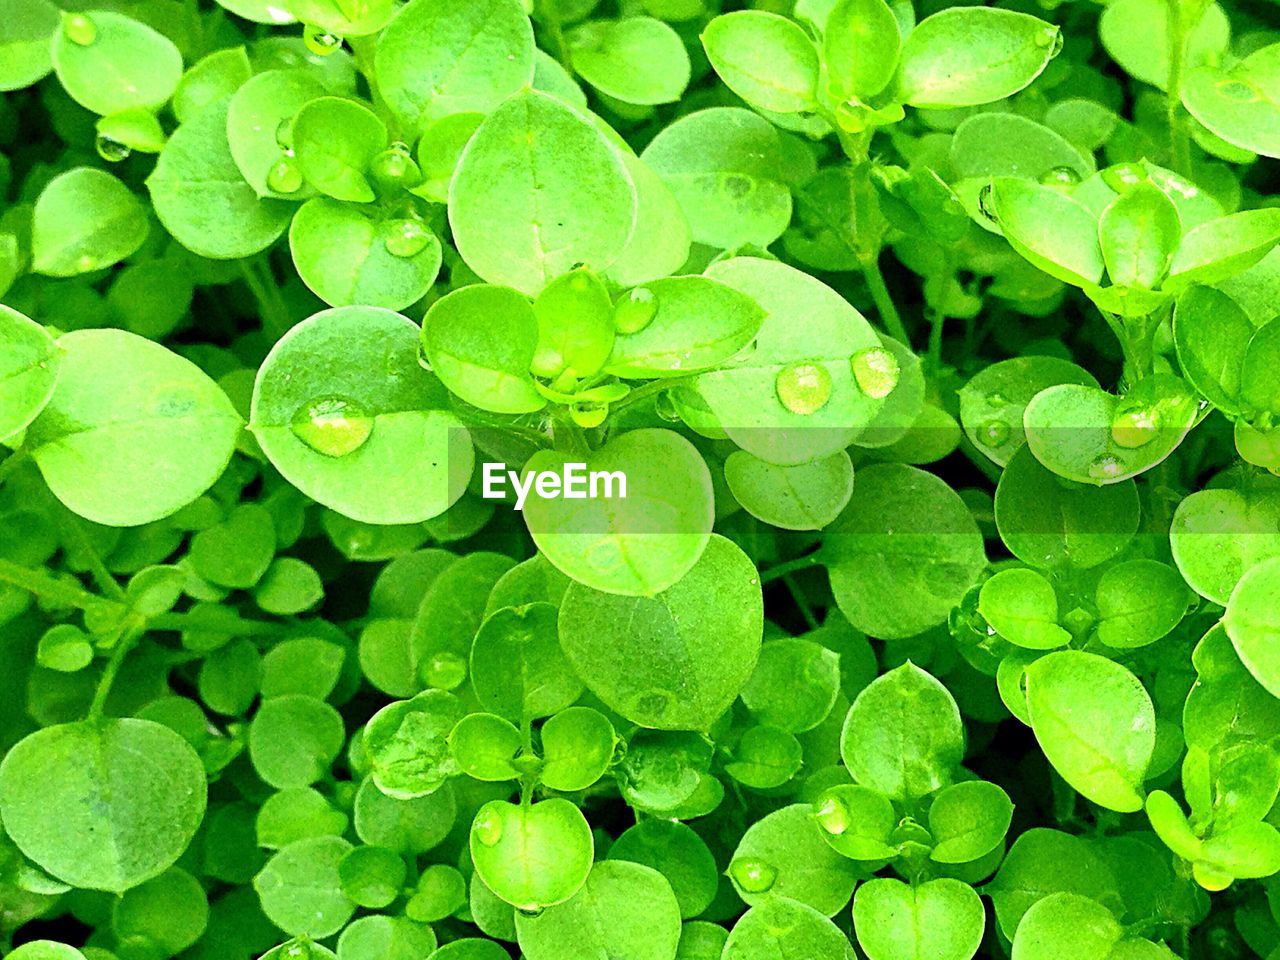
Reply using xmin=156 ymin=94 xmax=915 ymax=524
xmin=469 ymin=798 xmax=594 ymax=910
xmin=0 ymin=0 xmax=58 ymax=92
xmin=540 ymin=706 xmax=616 ymax=791
xmin=470 ymin=602 xmax=583 ymax=720
xmin=0 ymin=304 xmax=59 ymax=440
xmin=725 ymin=449 xmax=854 ymax=531
xmin=728 ymin=803 xmax=859 ymax=916
xmin=1171 ymin=487 xmax=1280 ymax=604
xmin=1224 ymin=556 xmax=1280 ymax=698
xmin=254 ymin=835 xmax=356 ymax=938
xmin=1182 ymin=44 xmax=1280 ymax=160
xmin=569 ymin=17 xmax=691 ymax=106
xmin=853 ymin=878 xmax=985 ymax=960
xmin=51 ymin=11 xmax=182 ymax=116
xmin=32 ymin=168 xmax=148 ymax=277
xmin=928 ymin=780 xmax=1015 ymax=863
xmin=701 ymin=11 xmax=820 ymax=113
xmin=608 ymin=819 xmax=718 ymax=919
xmin=978 ymin=568 xmax=1071 ymax=650
xmin=249 ymin=694 xmax=346 ymax=789
xmin=293 ymin=97 xmax=387 ymax=203
xmin=226 ymin=69 xmax=328 ymax=199
xmin=740 ymin=636 xmax=841 ymax=733
xmin=724 ymin=900 xmax=852 ymax=960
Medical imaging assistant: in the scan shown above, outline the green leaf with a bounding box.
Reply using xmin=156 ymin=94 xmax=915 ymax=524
xmin=51 ymin=11 xmax=182 ymax=116
xmin=449 ymin=91 xmax=636 ymax=296
xmin=928 ymin=780 xmax=1015 ymax=863
xmin=469 ymin=602 xmax=583 ymax=720
xmin=173 ymin=46 xmax=253 ymax=123
xmin=0 ymin=719 xmax=206 ymax=892
xmin=514 ymin=860 xmax=681 ymax=960
xmin=840 ymin=663 xmax=964 ymax=800
xmin=25 ymin=329 xmax=241 ymax=526
xmin=701 ymin=11 xmax=820 ymax=114
xmin=725 ymin=449 xmax=854 ymax=531
xmin=448 ymin=712 xmax=520 ymax=781
xmin=288 ymin=0 xmax=396 ymax=36
xmin=422 ymin=284 xmax=544 ymax=413
xmin=289 ymin=198 xmax=442 ymax=310
xmin=375 ymin=0 xmax=534 ymax=133
xmin=1026 ymin=651 xmax=1156 ymax=812
xmin=0 ymin=304 xmax=60 ymax=440
xmin=950 ymin=112 xmax=1094 ymax=182
xmin=248 ymin=695 xmax=345 ymax=789
xmin=226 ymin=69 xmax=327 ymax=200
xmin=1171 ymin=487 xmax=1280 ymax=605
xmin=1224 ymin=556 xmax=1280 ymax=698
xmin=0 ymin=0 xmax=58 ymax=92
xmin=522 ymin=428 xmax=714 ymax=596
xmin=987 ymin=829 xmax=1122 ymax=939
xmin=741 ymin=637 xmax=841 ymax=733
xmin=569 ymin=17 xmax=691 ymax=105
xmin=148 ymin=103 xmax=295 ymax=260
xmin=1010 ymin=892 xmax=1122 ymax=960
xmin=641 ymin=108 xmax=793 ymax=249
xmin=824 ymin=0 xmax=901 ymax=100
xmin=605 ymin=275 xmax=764 ymax=378
xmin=292 ymin=97 xmax=387 ymax=203
xmin=1166 ymin=208 xmax=1280 ymax=291
xmin=31 ymin=168 xmax=148 ymax=277
xmin=607 ymin=820 xmax=718 ymax=919
xmin=251 ymin=306 xmax=473 ymax=525
xmin=894 ymin=7 xmax=1059 ymax=108
xmin=1172 ymin=285 xmax=1254 ymax=414
xmin=812 ymin=784 xmax=897 ymax=859
xmin=723 ymin=898 xmax=853 ymax=960
xmin=1182 ymin=43 xmax=1280 ymax=159
xmin=853 ymin=878 xmax=985 ymax=960
xmin=1241 ymin=317 xmax=1280 ymax=418
xmin=1098 ymin=182 xmax=1182 ymax=289
xmin=557 ymin=534 xmax=761 ymax=730
xmin=1100 ymin=0 xmax=1229 ymax=92
xmin=364 ymin=690 xmax=463 ymax=798
xmin=540 ymin=707 xmax=616 ymax=792
xmin=725 ymin=725 xmax=804 ymax=788
xmin=991 ymin=178 xmax=1104 ymax=287
xmin=827 ymin=463 xmax=986 ymax=639
xmin=728 ymin=804 xmax=860 ymax=916
xmin=1094 ymin=559 xmax=1189 ymax=649
xmin=470 ymin=798 xmax=594 ymax=910
xmin=254 ymin=836 xmax=355 ymax=938
xmin=978 ymin=568 xmax=1071 ymax=650
xmin=692 ymin=257 xmax=886 ymax=465
xmin=531 ymin=268 xmax=614 ymax=379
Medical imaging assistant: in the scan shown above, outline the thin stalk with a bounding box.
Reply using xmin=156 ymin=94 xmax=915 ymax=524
xmin=49 ymin=503 xmax=126 ymax=603
xmin=87 ymin=627 xmax=143 ymax=721
xmin=927 ymin=309 xmax=946 ymax=367
xmin=553 ymin=414 xmax=592 ymax=457
xmin=1165 ymin=0 xmax=1192 ymax=176
xmin=611 ymin=375 xmax=696 ymax=413
xmin=0 ymin=557 xmax=106 ymax=610
xmin=861 ymin=253 xmax=910 ymax=344
xmin=760 ymin=551 xmax=826 ymax=584
xmin=238 ymin=258 xmax=290 ymax=338
xmin=150 ymin=611 xmax=288 ymax=637
xmin=783 ymin=574 xmax=820 ymax=630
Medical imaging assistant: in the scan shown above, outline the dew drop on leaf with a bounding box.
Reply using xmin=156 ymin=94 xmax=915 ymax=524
xmin=776 ymin=362 xmax=833 ymax=414
xmin=472 ymin=808 xmax=503 ymax=847
xmin=654 ymin=390 xmax=682 ymax=422
xmin=1039 ymin=165 xmax=1081 ymax=187
xmin=979 ymin=419 xmax=1011 ymax=447
xmin=382 ymin=219 xmax=433 ymax=258
xmin=289 ymin=395 xmax=374 ymax=458
xmin=423 ymin=651 xmax=467 ymax=690
xmin=1088 ymin=454 xmax=1123 ymax=481
xmin=814 ymin=794 xmax=849 ymax=835
xmin=274 ymin=119 xmax=294 ymax=151
xmin=977 ymin=183 xmax=998 ymax=223
xmin=1035 ymin=26 xmax=1064 ymax=57
xmin=303 ymin=25 xmax=342 ymax=56
xmin=836 ymin=99 xmax=871 ymax=134
xmin=371 ymin=145 xmax=422 ymax=187
xmin=729 ymin=857 xmax=777 ymax=894
xmin=1101 ymin=162 xmax=1147 ymax=193
xmin=613 ymin=287 xmax=658 ymax=334
xmin=1111 ymin=406 xmax=1161 ymax=449
xmin=95 ymin=135 xmax=131 ymax=163
xmin=62 ymin=12 xmax=97 ymax=46
xmin=570 ymin=401 xmax=607 ymax=429
xmin=266 ymin=155 xmax=303 ymax=195
xmin=850 ymin=347 xmax=900 ymax=399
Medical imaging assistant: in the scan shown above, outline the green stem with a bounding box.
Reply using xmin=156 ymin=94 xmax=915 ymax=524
xmin=611 ymin=375 xmax=696 ymax=413
xmin=87 ymin=627 xmax=142 ymax=721
xmin=0 ymin=557 xmax=105 ymax=610
xmin=238 ymin=258 xmax=290 ymax=338
xmin=760 ymin=551 xmax=826 ymax=585
xmin=783 ymin=574 xmax=820 ymax=630
xmin=1165 ymin=0 xmax=1192 ymax=177
xmin=48 ymin=502 xmax=126 ymax=603
xmin=553 ymin=414 xmax=592 ymax=457
xmin=149 ymin=611 xmax=287 ymax=637
xmin=861 ymin=253 xmax=910 ymax=344
xmin=927 ymin=309 xmax=946 ymax=367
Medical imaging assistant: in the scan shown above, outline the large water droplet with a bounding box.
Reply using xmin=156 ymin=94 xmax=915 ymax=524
xmin=614 ymin=287 xmax=658 ymax=334
xmin=977 ymin=183 xmax=998 ymax=223
xmin=1101 ymin=162 xmax=1147 ymax=193
xmin=95 ymin=135 xmax=131 ymax=163
xmin=275 ymin=118 xmax=294 ymax=150
xmin=423 ymin=651 xmax=466 ymax=690
xmin=1040 ymin=165 xmax=1081 ymax=188
xmin=569 ymin=401 xmax=607 ymax=429
xmin=1216 ymin=78 xmax=1261 ymax=103
xmin=62 ymin=13 xmax=97 ymax=46
xmin=1088 ymin=454 xmax=1123 ymax=481
xmin=290 ymin=395 xmax=373 ymax=458
xmin=1035 ymin=25 xmax=1064 ymax=56
xmin=371 ymin=145 xmax=422 ymax=188
xmin=383 ymin=219 xmax=433 ymax=258
xmin=1111 ymin=406 xmax=1161 ymax=448
xmin=730 ymin=857 xmax=777 ymax=894
xmin=814 ymin=794 xmax=849 ymax=835
xmin=303 ymin=25 xmax=342 ymax=56
xmin=472 ymin=809 xmax=503 ymax=847
xmin=850 ymin=347 xmax=900 ymax=399
xmin=979 ymin=418 xmax=1011 ymax=447
xmin=654 ymin=390 xmax=682 ymax=422
xmin=776 ymin=362 xmax=833 ymax=415
xmin=266 ymin=155 xmax=303 ymax=194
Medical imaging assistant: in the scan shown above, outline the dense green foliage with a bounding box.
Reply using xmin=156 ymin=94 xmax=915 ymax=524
xmin=2 ymin=0 xmax=1280 ymax=958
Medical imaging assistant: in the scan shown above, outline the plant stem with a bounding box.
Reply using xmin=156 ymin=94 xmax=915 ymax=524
xmin=927 ymin=309 xmax=946 ymax=367
xmin=783 ymin=574 xmax=820 ymax=630
xmin=553 ymin=414 xmax=592 ymax=457
xmin=48 ymin=502 xmax=126 ymax=603
xmin=87 ymin=627 xmax=142 ymax=721
xmin=0 ymin=557 xmax=105 ymax=610
xmin=861 ymin=253 xmax=910 ymax=344
xmin=238 ymin=257 xmax=291 ymax=339
xmin=611 ymin=375 xmax=696 ymax=413
xmin=1165 ymin=0 xmax=1192 ymax=177
xmin=760 ymin=551 xmax=826 ymax=584
xmin=150 ymin=611 xmax=287 ymax=637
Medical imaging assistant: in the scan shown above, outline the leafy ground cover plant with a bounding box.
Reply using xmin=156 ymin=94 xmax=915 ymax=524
xmin=2 ymin=0 xmax=1280 ymax=958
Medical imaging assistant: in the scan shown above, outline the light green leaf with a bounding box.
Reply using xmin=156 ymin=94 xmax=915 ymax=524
xmin=51 ymin=11 xmax=182 ymax=116
xmin=32 ymin=168 xmax=148 ymax=277
xmin=569 ymin=17 xmax=691 ymax=105
xmin=701 ymin=11 xmax=820 ymax=114
xmin=853 ymin=878 xmax=985 ymax=960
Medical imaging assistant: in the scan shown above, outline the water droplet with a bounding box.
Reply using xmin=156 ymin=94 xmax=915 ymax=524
xmin=95 ymin=135 xmax=130 ymax=163
xmin=275 ymin=118 xmax=294 ymax=150
xmin=303 ymin=25 xmax=342 ymax=56
xmin=1035 ymin=25 xmax=1064 ymax=56
xmin=1101 ymin=162 xmax=1147 ymax=193
xmin=977 ymin=183 xmax=998 ymax=223
xmin=614 ymin=287 xmax=658 ymax=334
xmin=290 ymin=395 xmax=373 ymax=458
xmin=776 ymin=362 xmax=833 ymax=415
xmin=516 ymin=906 xmax=545 ymax=919
xmin=979 ymin=418 xmax=1011 ymax=447
xmin=1040 ymin=165 xmax=1081 ymax=187
xmin=730 ymin=857 xmax=777 ymax=894
xmin=1216 ymin=78 xmax=1260 ymax=103
xmin=382 ymin=219 xmax=432 ymax=258
xmin=569 ymin=401 xmax=607 ymax=429
xmin=266 ymin=155 xmax=303 ymax=194
xmin=62 ymin=13 xmax=97 ymax=46
xmin=423 ymin=651 xmax=466 ymax=690
xmin=836 ymin=98 xmax=870 ymax=134
xmin=472 ymin=809 xmax=503 ymax=847
xmin=371 ymin=145 xmax=421 ymax=187
xmin=814 ymin=794 xmax=849 ymax=835
xmin=850 ymin=347 xmax=900 ymax=399
xmin=654 ymin=390 xmax=682 ymax=422
xmin=1088 ymin=454 xmax=1123 ymax=481
xmin=1111 ymin=406 xmax=1161 ymax=448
